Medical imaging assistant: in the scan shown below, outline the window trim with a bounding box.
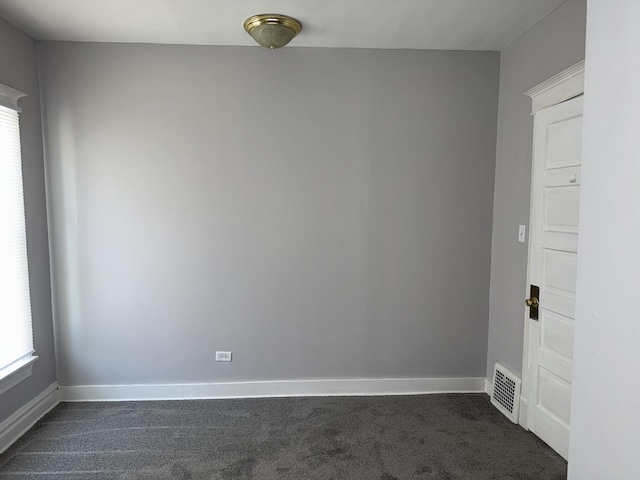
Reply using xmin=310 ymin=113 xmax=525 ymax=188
xmin=0 ymin=83 xmax=26 ymax=112
xmin=0 ymin=355 xmax=39 ymax=396
xmin=0 ymin=82 xmax=36 ymax=395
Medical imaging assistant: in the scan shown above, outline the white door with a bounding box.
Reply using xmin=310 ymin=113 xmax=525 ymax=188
xmin=526 ymin=94 xmax=583 ymax=459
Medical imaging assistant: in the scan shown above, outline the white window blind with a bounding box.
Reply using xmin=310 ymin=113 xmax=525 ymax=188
xmin=0 ymin=99 xmax=35 ymax=378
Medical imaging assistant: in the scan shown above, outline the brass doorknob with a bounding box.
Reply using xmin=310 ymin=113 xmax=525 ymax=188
xmin=525 ymin=297 xmax=539 ymax=308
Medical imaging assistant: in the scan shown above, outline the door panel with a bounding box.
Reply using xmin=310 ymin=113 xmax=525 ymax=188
xmin=544 ymin=166 xmax=580 ymax=187
xmin=539 ymin=368 xmax=572 ymax=425
xmin=526 ymin=95 xmax=583 ymax=460
xmin=541 ymin=310 xmax=574 ymax=359
xmin=545 ymin=115 xmax=583 ymax=169
xmin=538 ymin=347 xmax=573 ymax=383
xmin=543 ymin=250 xmax=578 ymax=295
xmin=544 ymin=187 xmax=580 ymax=232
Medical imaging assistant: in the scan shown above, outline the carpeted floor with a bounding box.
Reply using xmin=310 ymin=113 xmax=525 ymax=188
xmin=0 ymin=394 xmax=566 ymax=479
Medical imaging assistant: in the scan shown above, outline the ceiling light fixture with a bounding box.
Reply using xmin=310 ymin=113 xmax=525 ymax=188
xmin=243 ymin=14 xmax=302 ymax=49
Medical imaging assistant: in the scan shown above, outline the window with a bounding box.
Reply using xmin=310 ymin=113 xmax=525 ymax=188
xmin=0 ymin=83 xmax=37 ymax=395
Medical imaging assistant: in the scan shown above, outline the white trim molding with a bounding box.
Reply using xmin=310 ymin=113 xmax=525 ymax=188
xmin=519 ymin=396 xmax=529 ymax=429
xmin=521 ymin=69 xmax=585 ymax=457
xmin=0 ymin=83 xmax=27 ymax=112
xmin=485 ymin=378 xmax=493 ymax=397
xmin=0 ymin=355 xmax=39 ymax=397
xmin=0 ymin=382 xmax=60 ymax=453
xmin=525 ymin=60 xmax=585 ymax=113
xmin=60 ymin=377 xmax=486 ymax=402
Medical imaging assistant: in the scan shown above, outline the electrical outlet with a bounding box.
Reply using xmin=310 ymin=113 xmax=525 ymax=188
xmin=215 ymin=351 xmax=232 ymax=362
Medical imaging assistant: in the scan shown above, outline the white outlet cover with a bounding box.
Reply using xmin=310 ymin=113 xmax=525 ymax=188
xmin=518 ymin=225 xmax=526 ymax=243
xmin=215 ymin=351 xmax=232 ymax=362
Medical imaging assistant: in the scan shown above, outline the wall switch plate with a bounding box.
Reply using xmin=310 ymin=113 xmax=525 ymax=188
xmin=215 ymin=351 xmax=232 ymax=362
xmin=518 ymin=225 xmax=526 ymax=243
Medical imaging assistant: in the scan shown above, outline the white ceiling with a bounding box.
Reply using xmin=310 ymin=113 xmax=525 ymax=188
xmin=0 ymin=0 xmax=566 ymax=51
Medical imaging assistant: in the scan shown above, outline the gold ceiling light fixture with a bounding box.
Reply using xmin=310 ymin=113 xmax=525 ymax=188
xmin=243 ymin=14 xmax=302 ymax=49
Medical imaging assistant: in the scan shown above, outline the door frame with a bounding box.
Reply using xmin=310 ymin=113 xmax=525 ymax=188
xmin=519 ymin=60 xmax=585 ymax=430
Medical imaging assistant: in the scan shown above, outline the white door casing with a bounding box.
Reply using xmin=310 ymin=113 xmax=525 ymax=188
xmin=519 ymin=60 xmax=585 ymax=446
xmin=525 ymin=95 xmax=583 ymax=459
xmin=519 ymin=60 xmax=585 ymax=458
xmin=522 ymin=61 xmax=585 ymax=460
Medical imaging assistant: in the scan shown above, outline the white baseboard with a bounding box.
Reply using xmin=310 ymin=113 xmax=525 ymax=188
xmin=60 ymin=377 xmax=486 ymax=402
xmin=0 ymin=382 xmax=60 ymax=453
xmin=485 ymin=378 xmax=494 ymax=397
xmin=519 ymin=396 xmax=529 ymax=429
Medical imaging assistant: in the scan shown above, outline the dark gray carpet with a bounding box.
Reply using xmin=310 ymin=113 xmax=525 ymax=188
xmin=0 ymin=394 xmax=566 ymax=479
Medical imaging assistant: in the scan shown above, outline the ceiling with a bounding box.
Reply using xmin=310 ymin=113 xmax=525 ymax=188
xmin=0 ymin=0 xmax=566 ymax=51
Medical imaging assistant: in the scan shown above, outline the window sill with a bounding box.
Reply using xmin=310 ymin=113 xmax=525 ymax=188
xmin=0 ymin=355 xmax=39 ymax=397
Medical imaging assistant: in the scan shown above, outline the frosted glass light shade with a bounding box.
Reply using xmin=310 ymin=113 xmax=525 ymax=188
xmin=244 ymin=14 xmax=302 ymax=49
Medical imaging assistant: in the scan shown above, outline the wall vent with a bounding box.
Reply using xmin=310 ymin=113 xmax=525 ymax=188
xmin=490 ymin=363 xmax=521 ymax=423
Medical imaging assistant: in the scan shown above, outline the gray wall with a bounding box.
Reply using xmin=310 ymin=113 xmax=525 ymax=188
xmin=569 ymin=1 xmax=640 ymax=477
xmin=39 ymin=43 xmax=499 ymax=387
xmin=486 ymin=0 xmax=586 ymax=377
xmin=0 ymin=18 xmax=56 ymax=423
